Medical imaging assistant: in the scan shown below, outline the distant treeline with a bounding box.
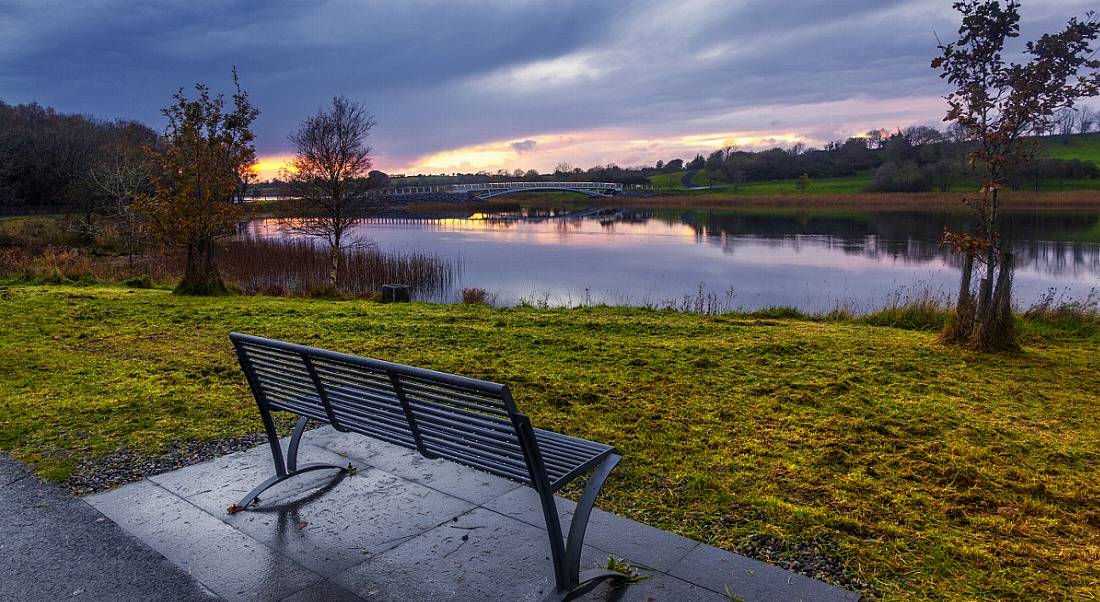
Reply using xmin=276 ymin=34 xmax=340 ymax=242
xmin=0 ymin=100 xmax=157 ymax=213
xmin=4 ymin=99 xmax=1099 ymax=213
xmin=695 ymin=126 xmax=1098 ymax=192
xmin=389 ymin=125 xmax=1098 ymax=192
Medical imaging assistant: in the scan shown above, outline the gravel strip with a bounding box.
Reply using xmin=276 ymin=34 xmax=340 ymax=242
xmin=65 ymin=433 xmax=271 ymax=496
xmin=734 ymin=533 xmax=872 ymax=597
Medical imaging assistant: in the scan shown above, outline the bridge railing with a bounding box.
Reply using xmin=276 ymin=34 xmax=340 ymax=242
xmin=375 ymin=181 xmax=626 ymax=196
xmin=449 ymin=181 xmax=624 ymax=193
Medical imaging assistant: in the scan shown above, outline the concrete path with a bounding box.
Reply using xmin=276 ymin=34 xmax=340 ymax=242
xmin=84 ymin=427 xmax=860 ymax=601
xmin=0 ymin=454 xmax=216 ymax=601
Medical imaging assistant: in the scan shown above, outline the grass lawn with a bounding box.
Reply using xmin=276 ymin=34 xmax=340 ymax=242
xmin=2 ymin=285 xmax=1099 ymax=599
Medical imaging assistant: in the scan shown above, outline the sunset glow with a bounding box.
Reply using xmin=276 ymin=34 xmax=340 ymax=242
xmin=249 ymin=154 xmax=296 ymax=181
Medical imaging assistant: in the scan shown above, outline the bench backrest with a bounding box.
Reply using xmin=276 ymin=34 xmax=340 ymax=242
xmin=230 ymin=332 xmax=538 ymax=485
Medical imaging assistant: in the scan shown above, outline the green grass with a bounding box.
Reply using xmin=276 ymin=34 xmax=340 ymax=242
xmin=1040 ymin=132 xmax=1100 ymax=165
xmin=2 ymin=285 xmax=1099 ymax=599
xmin=732 ymin=175 xmax=873 ymax=195
xmin=647 ymin=171 xmax=691 ymax=188
xmin=648 ymin=170 xmax=722 ymax=189
xmin=646 ymin=174 xmax=876 ymax=196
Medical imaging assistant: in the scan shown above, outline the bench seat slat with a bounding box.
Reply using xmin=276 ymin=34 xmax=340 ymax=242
xmin=416 ymin=430 xmax=528 ymax=472
xmin=419 ymin=439 xmax=532 ymax=483
xmin=397 ymin=386 xmax=511 ymax=418
xmin=311 ymin=363 xmax=395 ymax=388
xmin=239 ymin=346 xmax=313 ymax=373
xmin=263 ymin=390 xmax=418 ymax=448
xmin=397 ymin=379 xmax=510 ymax=411
xmin=408 ymin=411 xmax=585 ymax=473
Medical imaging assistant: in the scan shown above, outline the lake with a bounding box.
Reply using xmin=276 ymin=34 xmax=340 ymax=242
xmin=248 ymin=206 xmax=1100 ymax=312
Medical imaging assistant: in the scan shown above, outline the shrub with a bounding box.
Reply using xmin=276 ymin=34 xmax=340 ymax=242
xmin=460 ymin=287 xmax=494 ymax=305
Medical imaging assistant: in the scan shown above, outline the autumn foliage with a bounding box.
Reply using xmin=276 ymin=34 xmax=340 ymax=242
xmin=141 ymin=70 xmax=259 ymax=295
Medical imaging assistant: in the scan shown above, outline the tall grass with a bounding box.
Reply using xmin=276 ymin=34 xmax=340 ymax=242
xmin=211 ymin=238 xmax=455 ymax=298
xmin=1021 ymin=287 xmax=1100 ymax=338
xmin=0 ymin=238 xmax=455 ymax=299
xmin=860 ymin=285 xmax=952 ymax=330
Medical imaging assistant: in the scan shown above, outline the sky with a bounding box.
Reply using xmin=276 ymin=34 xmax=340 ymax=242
xmin=1 ymin=0 xmax=1096 ymax=179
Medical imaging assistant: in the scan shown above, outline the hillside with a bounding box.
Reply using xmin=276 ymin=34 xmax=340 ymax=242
xmin=1040 ymin=132 xmax=1100 ymax=165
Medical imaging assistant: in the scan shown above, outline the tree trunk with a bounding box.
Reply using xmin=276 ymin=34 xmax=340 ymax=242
xmin=942 ymin=251 xmax=976 ymax=344
xmin=329 ymin=246 xmax=339 ymax=289
xmin=329 ymin=231 xmax=341 ymax=289
xmin=976 ymin=193 xmax=996 ymax=313
xmin=976 ymin=251 xmax=1019 ymax=351
xmin=175 ymin=237 xmax=227 ymax=295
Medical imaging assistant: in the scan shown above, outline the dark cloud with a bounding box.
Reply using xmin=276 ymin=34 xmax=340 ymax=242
xmin=1 ymin=0 xmax=1094 ymax=171
xmin=510 ymin=139 xmax=537 ymax=154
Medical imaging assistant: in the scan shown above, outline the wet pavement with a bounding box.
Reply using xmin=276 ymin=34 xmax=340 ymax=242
xmin=0 ymin=454 xmax=216 ymax=602
xmin=84 ymin=427 xmax=860 ymax=601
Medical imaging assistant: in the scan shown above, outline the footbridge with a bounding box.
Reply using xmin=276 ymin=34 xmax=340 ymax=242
xmin=449 ymin=181 xmax=623 ymax=199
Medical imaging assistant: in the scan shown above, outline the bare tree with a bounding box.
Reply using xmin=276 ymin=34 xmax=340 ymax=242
xmin=1055 ymin=107 xmax=1078 ymax=141
xmin=88 ymin=127 xmax=156 ymax=267
xmin=281 ymin=96 xmax=376 ymax=289
xmin=1079 ymin=105 xmax=1098 ymax=133
xmin=721 ymin=138 xmax=737 ymax=160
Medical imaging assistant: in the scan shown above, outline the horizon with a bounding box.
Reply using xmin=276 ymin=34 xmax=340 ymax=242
xmin=2 ymin=0 xmax=1096 ymax=179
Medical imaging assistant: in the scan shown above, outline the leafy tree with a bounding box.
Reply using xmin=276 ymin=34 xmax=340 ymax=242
xmin=796 ymin=172 xmax=811 ymax=193
xmin=367 ymin=170 xmax=389 ymax=188
xmin=280 ymin=96 xmax=375 ymax=290
xmin=933 ymin=1 xmax=1100 ymax=350
xmin=142 ymin=70 xmax=259 ymax=295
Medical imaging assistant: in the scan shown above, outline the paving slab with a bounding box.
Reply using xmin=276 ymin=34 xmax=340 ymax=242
xmin=309 ymin=427 xmax=521 ymax=505
xmin=149 ymin=440 xmax=477 ymax=577
xmin=331 ymin=506 xmax=609 ymax=602
xmin=148 ymin=439 xmax=352 ymax=511
xmin=80 ymin=431 xmax=858 ymax=602
xmin=583 ymin=572 xmax=734 ymax=602
xmin=226 ymin=464 xmax=474 ymax=577
xmin=278 ymin=580 xmax=365 ymax=601
xmin=88 ymin=479 xmax=323 ymax=602
xmin=0 ymin=455 xmax=215 ymax=602
xmin=669 ymin=542 xmax=861 ymax=602
xmin=484 ymin=485 xmax=700 ymax=572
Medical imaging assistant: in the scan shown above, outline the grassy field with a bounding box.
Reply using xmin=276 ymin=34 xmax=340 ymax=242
xmin=2 ymin=285 xmax=1099 ymax=599
xmin=647 ymin=170 xmax=691 ymax=188
xmin=1041 ymin=132 xmax=1100 ymax=165
xmin=645 ymin=133 xmax=1100 ymax=195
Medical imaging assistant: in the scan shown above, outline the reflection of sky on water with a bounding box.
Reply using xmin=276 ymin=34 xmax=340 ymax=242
xmin=248 ymin=211 xmax=1100 ymax=312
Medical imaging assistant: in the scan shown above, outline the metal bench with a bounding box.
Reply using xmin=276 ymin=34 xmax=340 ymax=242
xmin=228 ymin=332 xmax=624 ymax=601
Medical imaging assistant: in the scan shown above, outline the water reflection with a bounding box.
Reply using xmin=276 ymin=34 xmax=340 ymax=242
xmin=249 ymin=207 xmax=1100 ymax=312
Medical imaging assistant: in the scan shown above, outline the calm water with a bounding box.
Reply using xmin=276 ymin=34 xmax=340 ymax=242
xmin=249 ymin=207 xmax=1100 ymax=312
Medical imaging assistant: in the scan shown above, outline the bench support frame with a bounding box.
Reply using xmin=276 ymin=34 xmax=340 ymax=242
xmin=229 ymin=415 xmax=348 ymax=513
xmin=515 ymin=413 xmax=624 ymax=601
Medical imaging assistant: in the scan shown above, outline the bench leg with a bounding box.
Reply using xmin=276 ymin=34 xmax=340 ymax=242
xmin=228 ymin=415 xmax=348 ymax=513
xmin=542 ymin=453 xmax=624 ymax=602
